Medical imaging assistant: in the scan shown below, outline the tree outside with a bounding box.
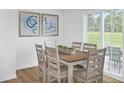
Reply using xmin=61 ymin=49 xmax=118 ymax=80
xmin=88 ymin=10 xmax=122 ymax=48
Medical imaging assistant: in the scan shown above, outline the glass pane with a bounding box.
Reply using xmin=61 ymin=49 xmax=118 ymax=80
xmin=88 ymin=13 xmax=101 ymax=48
xmin=114 ymin=10 xmax=122 ymax=24
xmin=104 ymin=32 xmax=122 ymax=48
xmin=104 ymin=11 xmax=112 ymax=47
xmin=104 ymin=10 xmax=122 ymax=48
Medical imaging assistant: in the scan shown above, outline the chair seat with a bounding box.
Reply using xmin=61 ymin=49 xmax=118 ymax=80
xmin=50 ymin=65 xmax=68 ymax=77
xmin=74 ymin=69 xmax=101 ymax=80
xmin=74 ymin=65 xmax=84 ymax=71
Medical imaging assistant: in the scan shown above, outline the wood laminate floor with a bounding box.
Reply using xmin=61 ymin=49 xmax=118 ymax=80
xmin=1 ymin=66 xmax=123 ymax=83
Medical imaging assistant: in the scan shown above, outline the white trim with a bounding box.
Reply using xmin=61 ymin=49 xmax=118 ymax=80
xmin=83 ymin=13 xmax=88 ymax=43
xmin=0 ymin=74 xmax=17 ymax=82
xmin=84 ymin=10 xmax=112 ymax=14
xmin=99 ymin=12 xmax=104 ymax=48
xmin=16 ymin=64 xmax=37 ymax=70
xmin=122 ymin=10 xmax=124 ymax=80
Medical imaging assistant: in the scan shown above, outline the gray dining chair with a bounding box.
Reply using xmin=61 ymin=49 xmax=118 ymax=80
xmin=44 ymin=41 xmax=68 ymax=83
xmin=107 ymin=47 xmax=122 ymax=73
xmin=74 ymin=43 xmax=97 ymax=71
xmin=35 ymin=44 xmax=47 ymax=82
xmin=74 ymin=48 xmax=106 ymax=83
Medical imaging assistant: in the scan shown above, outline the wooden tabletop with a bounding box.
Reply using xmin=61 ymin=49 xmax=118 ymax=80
xmin=59 ymin=51 xmax=88 ymax=62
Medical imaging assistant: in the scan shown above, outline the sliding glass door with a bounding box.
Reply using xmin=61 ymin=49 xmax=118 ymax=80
xmin=104 ymin=10 xmax=123 ymax=78
xmin=87 ymin=10 xmax=123 ymax=81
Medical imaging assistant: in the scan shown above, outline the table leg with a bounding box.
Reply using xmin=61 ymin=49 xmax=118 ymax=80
xmin=68 ymin=64 xmax=73 ymax=83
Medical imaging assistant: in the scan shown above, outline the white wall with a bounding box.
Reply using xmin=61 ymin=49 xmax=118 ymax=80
xmin=0 ymin=10 xmax=17 ymax=81
xmin=0 ymin=9 xmax=93 ymax=82
xmin=16 ymin=9 xmax=64 ymax=69
xmin=0 ymin=9 xmax=64 ymax=82
xmin=62 ymin=10 xmax=84 ymax=47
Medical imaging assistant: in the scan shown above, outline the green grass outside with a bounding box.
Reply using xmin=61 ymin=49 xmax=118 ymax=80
xmin=88 ymin=32 xmax=122 ymax=48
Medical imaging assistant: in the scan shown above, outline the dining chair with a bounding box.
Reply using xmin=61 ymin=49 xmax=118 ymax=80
xmin=72 ymin=42 xmax=82 ymax=51
xmin=106 ymin=47 xmax=122 ymax=73
xmin=74 ymin=43 xmax=96 ymax=71
xmin=44 ymin=42 xmax=68 ymax=83
xmin=74 ymin=48 xmax=106 ymax=83
xmin=35 ymin=44 xmax=47 ymax=82
xmin=72 ymin=42 xmax=84 ymax=71
xmin=83 ymin=43 xmax=97 ymax=52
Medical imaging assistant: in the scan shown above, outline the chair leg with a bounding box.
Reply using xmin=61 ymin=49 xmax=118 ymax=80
xmin=108 ymin=60 xmax=110 ymax=70
xmin=114 ymin=61 xmax=116 ymax=68
xmin=98 ymin=78 xmax=103 ymax=83
xmin=73 ymin=78 xmax=76 ymax=83
xmin=58 ymin=78 xmax=61 ymax=83
xmin=43 ymin=70 xmax=46 ymax=83
xmin=118 ymin=62 xmax=121 ymax=74
xmin=37 ymin=67 xmax=42 ymax=80
xmin=48 ymin=74 xmax=51 ymax=83
xmin=62 ymin=78 xmax=67 ymax=83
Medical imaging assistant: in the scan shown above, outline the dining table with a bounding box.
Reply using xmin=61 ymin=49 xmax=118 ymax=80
xmin=59 ymin=51 xmax=88 ymax=83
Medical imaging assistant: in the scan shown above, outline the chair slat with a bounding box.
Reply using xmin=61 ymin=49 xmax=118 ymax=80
xmin=72 ymin=42 xmax=82 ymax=50
xmin=83 ymin=43 xmax=97 ymax=52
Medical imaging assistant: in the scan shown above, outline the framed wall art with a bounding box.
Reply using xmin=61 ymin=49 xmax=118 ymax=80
xmin=19 ymin=11 xmax=40 ymax=37
xmin=42 ymin=14 xmax=59 ymax=36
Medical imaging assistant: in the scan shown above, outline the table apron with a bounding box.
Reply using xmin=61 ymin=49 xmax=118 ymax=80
xmin=60 ymin=59 xmax=88 ymax=66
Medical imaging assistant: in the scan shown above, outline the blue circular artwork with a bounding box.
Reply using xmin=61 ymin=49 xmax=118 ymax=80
xmin=26 ymin=16 xmax=37 ymax=28
xmin=24 ymin=16 xmax=38 ymax=33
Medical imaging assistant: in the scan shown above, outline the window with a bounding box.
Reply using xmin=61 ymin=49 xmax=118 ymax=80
xmin=88 ymin=13 xmax=101 ymax=47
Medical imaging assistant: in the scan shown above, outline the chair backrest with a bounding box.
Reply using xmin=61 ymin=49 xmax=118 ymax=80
xmin=86 ymin=48 xmax=106 ymax=81
xmin=107 ymin=47 xmax=121 ymax=61
xmin=45 ymin=41 xmax=60 ymax=71
xmin=83 ymin=43 xmax=97 ymax=52
xmin=44 ymin=41 xmax=58 ymax=57
xmin=35 ymin=44 xmax=45 ymax=66
xmin=72 ymin=42 xmax=82 ymax=50
xmin=44 ymin=41 xmax=57 ymax=48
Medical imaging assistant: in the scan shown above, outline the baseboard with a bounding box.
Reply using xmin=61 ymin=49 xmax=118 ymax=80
xmin=0 ymin=74 xmax=17 ymax=82
xmin=16 ymin=64 xmax=37 ymax=70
